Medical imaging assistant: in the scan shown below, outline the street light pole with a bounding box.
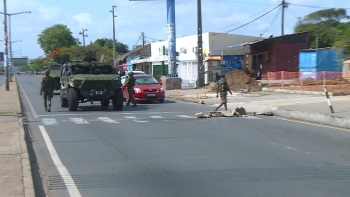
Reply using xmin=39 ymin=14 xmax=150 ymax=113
xmin=110 ymin=6 xmax=117 ymax=67
xmin=3 ymin=0 xmax=9 ymax=91
xmin=0 ymin=10 xmax=30 ymax=90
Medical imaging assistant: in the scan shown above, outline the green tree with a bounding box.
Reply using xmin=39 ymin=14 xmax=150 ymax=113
xmin=38 ymin=24 xmax=78 ymax=54
xmin=94 ymin=38 xmax=129 ymax=53
xmin=133 ymin=44 xmax=142 ymax=50
xmin=18 ymin=65 xmax=31 ymax=72
xmin=301 ymin=8 xmax=349 ymax=26
xmin=29 ymin=57 xmax=47 ymax=71
xmin=60 ymin=44 xmax=114 ymax=63
xmin=294 ymin=8 xmax=350 ymax=50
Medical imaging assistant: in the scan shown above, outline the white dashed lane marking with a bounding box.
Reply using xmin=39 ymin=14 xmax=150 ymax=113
xmin=70 ymin=118 xmax=90 ymax=124
xmin=97 ymin=117 xmax=120 ymax=123
xmin=149 ymin=116 xmax=164 ymax=119
xmin=42 ymin=118 xmax=58 ymax=125
xmin=176 ymin=115 xmax=195 ymax=118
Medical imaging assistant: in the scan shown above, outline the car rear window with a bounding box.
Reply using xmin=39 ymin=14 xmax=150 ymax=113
xmin=135 ymin=77 xmax=158 ymax=84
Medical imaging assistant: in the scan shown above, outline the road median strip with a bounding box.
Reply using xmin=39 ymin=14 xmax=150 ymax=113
xmin=265 ymin=106 xmax=350 ymax=130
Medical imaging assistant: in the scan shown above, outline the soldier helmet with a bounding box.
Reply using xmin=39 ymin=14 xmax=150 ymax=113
xmin=44 ymin=69 xmax=50 ymax=75
xmin=128 ymin=71 xmax=134 ymax=76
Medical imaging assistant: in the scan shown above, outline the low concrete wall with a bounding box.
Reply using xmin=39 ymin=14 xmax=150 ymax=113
xmin=262 ymin=88 xmax=350 ymax=96
xmin=265 ymin=106 xmax=350 ymax=129
xmin=163 ymin=77 xmax=182 ymax=90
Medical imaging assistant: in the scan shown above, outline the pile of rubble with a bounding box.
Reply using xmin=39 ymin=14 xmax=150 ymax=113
xmin=210 ymin=69 xmax=261 ymax=92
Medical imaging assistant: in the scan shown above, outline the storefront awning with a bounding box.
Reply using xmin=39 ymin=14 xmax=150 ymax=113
xmin=205 ymin=56 xmax=222 ymax=62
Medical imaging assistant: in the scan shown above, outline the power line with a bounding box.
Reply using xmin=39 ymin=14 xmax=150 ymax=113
xmin=132 ymin=36 xmax=141 ymax=48
xmin=219 ymin=0 xmax=271 ymax=5
xmin=213 ymin=1 xmax=281 ymax=32
xmin=288 ymin=3 xmax=350 ymax=10
xmin=223 ymin=3 xmax=282 ymax=34
xmin=144 ymin=35 xmax=164 ymax=42
xmin=260 ymin=7 xmax=281 ymax=36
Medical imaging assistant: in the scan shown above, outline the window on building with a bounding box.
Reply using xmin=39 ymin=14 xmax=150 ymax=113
xmin=265 ymin=51 xmax=271 ymax=63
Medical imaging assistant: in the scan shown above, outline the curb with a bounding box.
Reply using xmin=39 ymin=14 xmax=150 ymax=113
xmin=265 ymin=106 xmax=350 ymax=129
xmin=262 ymin=88 xmax=350 ymax=96
xmin=19 ymin=118 xmax=35 ymax=197
xmin=15 ymin=76 xmax=36 ymax=197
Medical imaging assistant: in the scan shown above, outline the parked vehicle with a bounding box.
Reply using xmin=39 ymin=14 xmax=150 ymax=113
xmin=121 ymin=70 xmax=146 ymax=84
xmin=122 ymin=75 xmax=165 ymax=103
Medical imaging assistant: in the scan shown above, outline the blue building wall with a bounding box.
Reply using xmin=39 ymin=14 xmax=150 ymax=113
xmin=126 ymin=56 xmax=139 ymax=71
xmin=221 ymin=55 xmax=244 ymax=74
xmin=299 ymin=48 xmax=344 ymax=79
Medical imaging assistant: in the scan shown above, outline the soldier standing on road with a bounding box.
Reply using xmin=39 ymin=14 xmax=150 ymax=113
xmin=214 ymin=74 xmax=232 ymax=111
xmin=123 ymin=71 xmax=137 ymax=107
xmin=40 ymin=69 xmax=55 ymax=112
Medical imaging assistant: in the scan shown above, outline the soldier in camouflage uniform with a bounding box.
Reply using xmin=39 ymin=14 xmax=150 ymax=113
xmin=40 ymin=69 xmax=55 ymax=112
xmin=123 ymin=71 xmax=137 ymax=107
xmin=214 ymin=74 xmax=232 ymax=111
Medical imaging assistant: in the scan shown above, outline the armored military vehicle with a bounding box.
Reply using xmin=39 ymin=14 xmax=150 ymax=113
xmin=60 ymin=52 xmax=124 ymax=111
xmin=46 ymin=62 xmax=62 ymax=91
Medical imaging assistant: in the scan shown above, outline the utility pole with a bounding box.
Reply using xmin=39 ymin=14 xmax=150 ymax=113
xmin=3 ymin=0 xmax=9 ymax=91
xmin=79 ymin=29 xmax=88 ymax=47
xmin=141 ymin=32 xmax=145 ymax=71
xmin=281 ymin=0 xmax=285 ymax=35
xmin=197 ymin=0 xmax=204 ymax=87
xmin=111 ymin=6 xmax=117 ymax=67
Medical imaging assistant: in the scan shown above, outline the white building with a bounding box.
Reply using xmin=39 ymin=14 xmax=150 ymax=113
xmin=148 ymin=32 xmax=262 ymax=85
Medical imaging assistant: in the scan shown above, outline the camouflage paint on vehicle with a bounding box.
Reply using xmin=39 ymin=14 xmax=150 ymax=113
xmin=60 ymin=52 xmax=124 ymax=111
xmin=47 ymin=62 xmax=62 ymax=91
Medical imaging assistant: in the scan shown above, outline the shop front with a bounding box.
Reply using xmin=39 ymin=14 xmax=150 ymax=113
xmin=204 ymin=56 xmax=222 ymax=84
xmin=130 ymin=58 xmax=149 ymax=73
xmin=149 ymin=55 xmax=168 ymax=82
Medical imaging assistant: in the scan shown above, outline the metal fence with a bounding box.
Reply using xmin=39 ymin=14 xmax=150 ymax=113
xmin=267 ymin=71 xmax=350 ymax=92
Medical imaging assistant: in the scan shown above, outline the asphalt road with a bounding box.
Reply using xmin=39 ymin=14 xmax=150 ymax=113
xmin=18 ymin=75 xmax=350 ymax=197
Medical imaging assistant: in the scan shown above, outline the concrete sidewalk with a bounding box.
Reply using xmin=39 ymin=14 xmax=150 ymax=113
xmin=0 ymin=77 xmax=35 ymax=197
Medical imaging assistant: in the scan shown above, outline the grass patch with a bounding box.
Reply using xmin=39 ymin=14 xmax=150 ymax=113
xmin=0 ymin=109 xmax=20 ymax=115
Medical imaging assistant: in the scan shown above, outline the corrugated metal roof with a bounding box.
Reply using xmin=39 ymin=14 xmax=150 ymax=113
xmin=300 ymin=47 xmax=333 ymax=52
xmin=245 ymin=31 xmax=309 ymax=46
xmin=116 ymin=44 xmax=149 ymax=63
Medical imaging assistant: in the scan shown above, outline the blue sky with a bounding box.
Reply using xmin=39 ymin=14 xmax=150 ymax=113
xmin=0 ymin=0 xmax=349 ymax=59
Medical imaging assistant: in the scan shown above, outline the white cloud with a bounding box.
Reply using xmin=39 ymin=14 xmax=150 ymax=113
xmin=37 ymin=4 xmax=60 ymax=20
xmin=72 ymin=13 xmax=93 ymax=27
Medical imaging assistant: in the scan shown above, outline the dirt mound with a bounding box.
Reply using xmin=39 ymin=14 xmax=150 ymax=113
xmin=210 ymin=69 xmax=261 ymax=92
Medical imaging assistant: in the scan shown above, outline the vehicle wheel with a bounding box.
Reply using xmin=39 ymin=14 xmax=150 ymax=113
xmin=101 ymin=99 xmax=110 ymax=107
xmin=113 ymin=88 xmax=123 ymax=111
xmin=159 ymin=99 xmax=164 ymax=103
xmin=68 ymin=88 xmax=78 ymax=111
xmin=60 ymin=89 xmax=68 ymax=107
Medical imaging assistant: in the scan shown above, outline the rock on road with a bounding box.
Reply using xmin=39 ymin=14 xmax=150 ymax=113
xmin=17 ymin=75 xmax=350 ymax=197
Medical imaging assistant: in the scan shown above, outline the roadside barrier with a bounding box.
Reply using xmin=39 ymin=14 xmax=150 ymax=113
xmin=323 ymin=85 xmax=334 ymax=113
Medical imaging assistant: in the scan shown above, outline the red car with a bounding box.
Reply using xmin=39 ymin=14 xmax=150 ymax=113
xmin=122 ymin=75 xmax=165 ymax=103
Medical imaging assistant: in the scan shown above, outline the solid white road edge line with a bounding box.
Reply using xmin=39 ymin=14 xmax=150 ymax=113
xmin=38 ymin=125 xmax=82 ymax=197
xmin=19 ymin=82 xmax=38 ymax=119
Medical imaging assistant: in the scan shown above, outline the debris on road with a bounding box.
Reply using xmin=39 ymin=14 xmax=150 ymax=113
xmin=210 ymin=70 xmax=261 ymax=92
xmin=196 ymin=107 xmax=257 ymax=118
